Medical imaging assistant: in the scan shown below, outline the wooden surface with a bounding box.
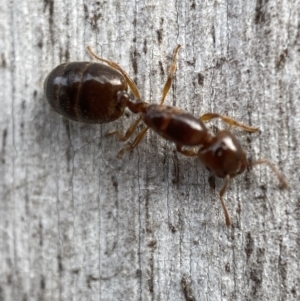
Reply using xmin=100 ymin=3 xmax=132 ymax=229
xmin=0 ymin=0 xmax=299 ymax=300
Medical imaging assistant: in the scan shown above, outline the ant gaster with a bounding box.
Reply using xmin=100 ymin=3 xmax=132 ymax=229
xmin=44 ymin=45 xmax=289 ymax=226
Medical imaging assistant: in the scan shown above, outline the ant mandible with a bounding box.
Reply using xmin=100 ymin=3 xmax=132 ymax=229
xmin=44 ymin=45 xmax=289 ymax=226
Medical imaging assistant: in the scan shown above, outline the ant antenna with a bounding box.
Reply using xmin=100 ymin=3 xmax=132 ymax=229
xmin=219 ymin=175 xmax=231 ymax=227
xmin=219 ymin=159 xmax=289 ymax=227
xmin=249 ymin=159 xmax=289 ymax=189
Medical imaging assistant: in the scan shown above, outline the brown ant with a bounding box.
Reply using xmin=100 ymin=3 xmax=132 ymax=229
xmin=44 ymin=45 xmax=289 ymax=226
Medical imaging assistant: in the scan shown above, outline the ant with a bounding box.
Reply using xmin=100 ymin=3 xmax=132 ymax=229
xmin=44 ymin=45 xmax=289 ymax=226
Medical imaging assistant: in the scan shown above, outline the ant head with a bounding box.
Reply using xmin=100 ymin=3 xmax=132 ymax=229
xmin=198 ymin=130 xmax=247 ymax=178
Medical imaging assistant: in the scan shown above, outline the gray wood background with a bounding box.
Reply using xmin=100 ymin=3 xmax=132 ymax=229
xmin=0 ymin=0 xmax=299 ymax=300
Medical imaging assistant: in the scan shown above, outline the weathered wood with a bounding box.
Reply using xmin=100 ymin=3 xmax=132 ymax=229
xmin=0 ymin=0 xmax=299 ymax=300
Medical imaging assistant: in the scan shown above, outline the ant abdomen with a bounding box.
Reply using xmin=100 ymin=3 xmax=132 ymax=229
xmin=44 ymin=62 xmax=129 ymax=123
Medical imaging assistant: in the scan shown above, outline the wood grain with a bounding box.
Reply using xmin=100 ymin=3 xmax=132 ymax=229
xmin=0 ymin=0 xmax=299 ymax=300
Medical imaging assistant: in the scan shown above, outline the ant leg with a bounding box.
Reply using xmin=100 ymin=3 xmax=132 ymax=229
xmin=250 ymin=159 xmax=289 ymax=189
xmin=87 ymin=47 xmax=147 ymax=144
xmin=116 ymin=126 xmax=149 ymax=158
xmin=176 ymin=145 xmax=198 ymax=157
xmin=200 ymin=113 xmax=259 ymax=133
xmin=159 ymin=44 xmax=181 ymax=105
xmin=113 ymin=45 xmax=182 ymax=157
xmin=107 ymin=116 xmax=142 ymax=142
xmin=116 ymin=44 xmax=182 ymax=149
xmin=219 ymin=175 xmax=231 ymax=227
xmin=87 ymin=46 xmax=141 ymax=99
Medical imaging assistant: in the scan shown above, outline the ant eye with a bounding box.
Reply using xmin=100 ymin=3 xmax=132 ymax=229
xmin=215 ymin=147 xmax=223 ymax=157
xmin=214 ymin=140 xmax=228 ymax=157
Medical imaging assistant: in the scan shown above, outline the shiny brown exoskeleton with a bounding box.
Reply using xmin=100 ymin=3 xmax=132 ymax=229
xmin=117 ymin=99 xmax=288 ymax=227
xmin=44 ymin=47 xmax=144 ymax=124
xmin=44 ymin=45 xmax=288 ymax=226
xmin=44 ymin=62 xmax=129 ymax=123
